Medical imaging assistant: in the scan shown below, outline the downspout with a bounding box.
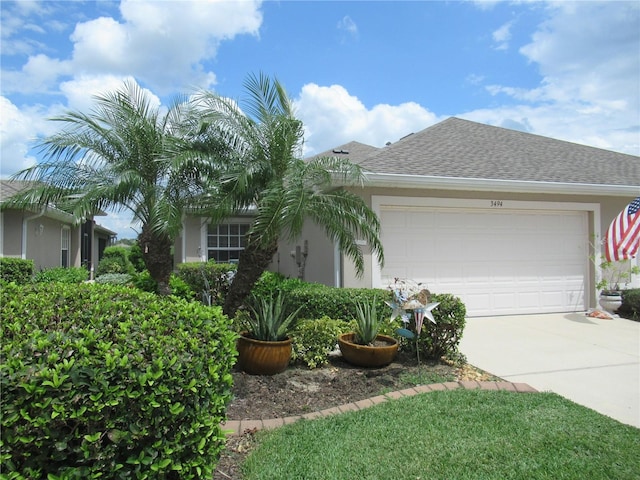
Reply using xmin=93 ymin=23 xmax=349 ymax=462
xmin=22 ymin=207 xmax=46 ymax=259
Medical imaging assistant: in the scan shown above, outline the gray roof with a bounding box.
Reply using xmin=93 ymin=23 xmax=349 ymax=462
xmin=335 ymin=118 xmax=639 ymax=187
xmin=0 ymin=180 xmax=35 ymax=202
xmin=310 ymin=141 xmax=380 ymax=164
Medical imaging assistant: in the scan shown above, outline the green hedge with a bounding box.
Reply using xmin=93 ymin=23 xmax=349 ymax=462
xmin=619 ymin=288 xmax=640 ymax=321
xmin=96 ymin=246 xmax=133 ymax=276
xmin=417 ymin=293 xmax=467 ymax=360
xmin=1 ymin=282 xmax=237 ymax=479
xmin=33 ymin=266 xmax=89 ymax=284
xmin=175 ymin=262 xmax=237 ymax=305
xmin=0 ymin=258 xmax=33 ymax=284
xmin=281 ymin=285 xmax=467 ymax=361
xmin=285 ymin=285 xmax=390 ymax=320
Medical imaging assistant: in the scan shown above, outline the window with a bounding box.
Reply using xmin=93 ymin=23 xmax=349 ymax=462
xmin=61 ymin=227 xmax=70 ymax=267
xmin=207 ymin=222 xmax=250 ymax=263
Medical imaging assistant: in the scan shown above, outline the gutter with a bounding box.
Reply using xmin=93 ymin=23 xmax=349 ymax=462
xmin=22 ymin=207 xmax=46 ymax=259
xmin=360 ymin=173 xmax=640 ymax=197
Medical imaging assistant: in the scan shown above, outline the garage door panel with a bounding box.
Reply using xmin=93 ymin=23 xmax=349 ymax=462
xmin=380 ymin=207 xmax=588 ymax=316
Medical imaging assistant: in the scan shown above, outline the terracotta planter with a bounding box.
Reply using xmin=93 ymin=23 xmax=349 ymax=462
xmin=237 ymin=333 xmax=292 ymax=375
xmin=338 ymin=333 xmax=399 ymax=368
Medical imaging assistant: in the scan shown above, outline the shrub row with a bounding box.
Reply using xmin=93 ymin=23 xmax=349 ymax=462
xmin=619 ymin=288 xmax=640 ymax=321
xmin=280 ymin=284 xmax=467 ymax=365
xmin=1 ymin=282 xmax=237 ymax=479
xmin=0 ymin=258 xmax=33 ymax=284
xmin=174 ymin=262 xmax=237 ymax=306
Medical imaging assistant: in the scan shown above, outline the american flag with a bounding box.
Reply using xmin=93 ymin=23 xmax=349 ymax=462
xmin=605 ymin=196 xmax=640 ymax=262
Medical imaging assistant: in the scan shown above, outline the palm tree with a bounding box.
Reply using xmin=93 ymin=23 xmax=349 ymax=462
xmin=9 ymin=80 xmax=220 ymax=294
xmin=194 ymin=73 xmax=384 ymax=316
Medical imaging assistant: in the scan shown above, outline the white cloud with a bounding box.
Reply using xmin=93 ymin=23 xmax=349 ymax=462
xmin=294 ymin=83 xmax=438 ymax=155
xmin=59 ymin=75 xmax=160 ymax=112
xmin=67 ymin=0 xmax=263 ymax=92
xmin=337 ymin=15 xmax=358 ymax=37
xmin=474 ymin=1 xmax=640 ymax=155
xmin=0 ymin=97 xmax=47 ymax=177
xmin=492 ymin=20 xmax=513 ymax=50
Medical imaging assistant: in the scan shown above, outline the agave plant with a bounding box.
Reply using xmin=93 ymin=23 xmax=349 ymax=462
xmin=353 ymin=296 xmax=386 ymax=345
xmin=245 ymin=292 xmax=301 ymax=342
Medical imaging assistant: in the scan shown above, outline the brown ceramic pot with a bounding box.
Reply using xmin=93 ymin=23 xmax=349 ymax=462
xmin=338 ymin=333 xmax=399 ymax=368
xmin=237 ymin=333 xmax=292 ymax=375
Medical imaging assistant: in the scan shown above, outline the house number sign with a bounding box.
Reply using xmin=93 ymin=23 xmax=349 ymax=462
xmin=490 ymin=200 xmax=504 ymax=207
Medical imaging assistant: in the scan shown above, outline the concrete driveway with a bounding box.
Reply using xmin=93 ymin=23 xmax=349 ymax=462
xmin=459 ymin=313 xmax=639 ymax=428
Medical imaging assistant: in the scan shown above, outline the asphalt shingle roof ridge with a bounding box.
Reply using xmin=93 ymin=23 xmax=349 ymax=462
xmin=356 ymin=117 xmax=640 ymax=186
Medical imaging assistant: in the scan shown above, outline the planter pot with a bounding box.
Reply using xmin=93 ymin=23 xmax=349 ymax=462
xmin=599 ymin=293 xmax=623 ymax=314
xmin=338 ymin=333 xmax=399 ymax=368
xmin=237 ymin=333 xmax=292 ymax=375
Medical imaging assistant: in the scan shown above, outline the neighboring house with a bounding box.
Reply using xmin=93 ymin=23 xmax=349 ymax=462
xmin=0 ymin=180 xmax=116 ymax=274
xmin=176 ymin=117 xmax=640 ymax=317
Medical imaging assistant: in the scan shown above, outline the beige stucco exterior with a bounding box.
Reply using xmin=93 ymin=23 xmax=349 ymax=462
xmin=1 ymin=206 xmax=114 ymax=273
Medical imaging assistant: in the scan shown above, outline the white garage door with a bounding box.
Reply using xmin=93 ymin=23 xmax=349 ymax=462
xmin=379 ymin=206 xmax=588 ymax=316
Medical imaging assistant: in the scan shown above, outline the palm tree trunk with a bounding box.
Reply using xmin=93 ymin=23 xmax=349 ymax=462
xmin=138 ymin=227 xmax=174 ymax=295
xmin=223 ymin=239 xmax=278 ymax=317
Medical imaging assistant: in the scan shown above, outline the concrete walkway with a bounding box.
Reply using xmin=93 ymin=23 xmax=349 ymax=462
xmin=459 ymin=313 xmax=640 ymax=428
xmin=221 ymin=380 xmax=537 ymax=436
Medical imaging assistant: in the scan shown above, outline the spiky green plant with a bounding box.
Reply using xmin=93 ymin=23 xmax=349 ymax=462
xmin=353 ymin=296 xmax=386 ymax=345
xmin=246 ymin=292 xmax=302 ymax=342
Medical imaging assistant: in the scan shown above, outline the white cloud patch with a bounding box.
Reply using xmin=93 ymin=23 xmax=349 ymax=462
xmin=337 ymin=15 xmax=358 ymax=37
xmin=294 ymin=83 xmax=438 ymax=155
xmin=492 ymin=20 xmax=513 ymax=50
xmin=68 ymin=0 xmax=263 ymax=92
xmin=475 ymin=1 xmax=640 ymax=155
xmin=0 ymin=97 xmax=50 ymax=177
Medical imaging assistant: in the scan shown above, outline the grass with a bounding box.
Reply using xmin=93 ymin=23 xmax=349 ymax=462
xmin=241 ymin=390 xmax=639 ymax=480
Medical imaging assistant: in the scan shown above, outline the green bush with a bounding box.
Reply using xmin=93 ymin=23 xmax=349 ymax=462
xmin=0 ymin=282 xmax=237 ymax=479
xmin=133 ymin=270 xmax=158 ymax=293
xmin=410 ymin=293 xmax=467 ymax=361
xmin=169 ymin=275 xmax=196 ymax=301
xmin=290 ymin=317 xmax=351 ymax=369
xmin=250 ymin=272 xmax=307 ymax=299
xmin=94 ymin=273 xmax=133 ymax=286
xmin=175 ymin=262 xmax=236 ymax=305
xmin=0 ymin=258 xmax=33 ymax=284
xmin=33 ymin=266 xmax=89 ymax=284
xmin=619 ymin=289 xmax=640 ymax=321
xmin=286 ymin=285 xmax=390 ymax=320
xmin=96 ymin=246 xmax=133 ymax=276
xmin=127 ymin=243 xmax=146 ymax=273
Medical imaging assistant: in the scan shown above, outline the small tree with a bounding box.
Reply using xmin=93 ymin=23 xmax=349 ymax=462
xmin=193 ymin=73 xmax=385 ymax=316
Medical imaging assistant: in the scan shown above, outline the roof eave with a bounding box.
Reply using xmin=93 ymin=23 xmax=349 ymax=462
xmin=360 ymin=173 xmax=640 ymax=197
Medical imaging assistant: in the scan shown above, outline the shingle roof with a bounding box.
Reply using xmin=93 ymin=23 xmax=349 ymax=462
xmin=352 ymin=118 xmax=639 ymax=187
xmin=0 ymin=180 xmax=35 ymax=202
xmin=310 ymin=141 xmax=380 ymax=164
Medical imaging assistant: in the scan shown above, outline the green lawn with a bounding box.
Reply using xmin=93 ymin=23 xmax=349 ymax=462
xmin=242 ymin=390 xmax=639 ymax=480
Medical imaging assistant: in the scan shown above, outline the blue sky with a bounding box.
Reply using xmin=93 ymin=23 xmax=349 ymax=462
xmin=1 ymin=0 xmax=639 ymax=238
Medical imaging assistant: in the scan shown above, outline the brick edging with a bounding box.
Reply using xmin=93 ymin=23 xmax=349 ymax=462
xmin=220 ymin=381 xmax=537 ymax=436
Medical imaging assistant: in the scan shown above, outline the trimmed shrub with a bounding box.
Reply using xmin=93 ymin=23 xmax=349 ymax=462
xmin=250 ymin=272 xmax=307 ymax=299
xmin=0 ymin=258 xmax=33 ymax=284
xmin=175 ymin=262 xmax=236 ymax=306
xmin=33 ymin=266 xmax=89 ymax=284
xmin=412 ymin=293 xmax=467 ymax=361
xmin=169 ymin=274 xmax=196 ymax=301
xmin=94 ymin=273 xmax=133 ymax=286
xmin=1 ymin=282 xmax=237 ymax=479
xmin=285 ymin=285 xmax=390 ymax=320
xmin=290 ymin=317 xmax=351 ymax=369
xmin=133 ymin=270 xmax=158 ymax=293
xmin=96 ymin=246 xmax=133 ymax=276
xmin=127 ymin=243 xmax=146 ymax=273
xmin=619 ymin=288 xmax=640 ymax=321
